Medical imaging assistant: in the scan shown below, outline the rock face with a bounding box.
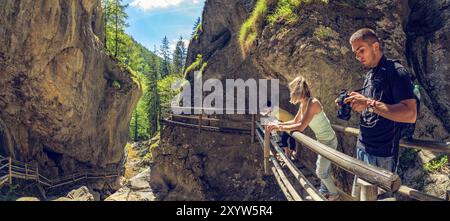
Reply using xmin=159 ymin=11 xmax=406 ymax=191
xmin=150 ymin=122 xmax=284 ymax=201
xmin=52 ymin=186 xmax=97 ymax=201
xmin=405 ymin=0 xmax=450 ymax=134
xmin=106 ymin=168 xmax=156 ymax=201
xmin=155 ymin=0 xmax=449 ymax=199
xmin=0 ymin=0 xmax=141 ymax=177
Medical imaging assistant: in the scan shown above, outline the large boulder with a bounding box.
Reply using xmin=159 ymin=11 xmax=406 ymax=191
xmin=106 ymin=168 xmax=156 ymax=201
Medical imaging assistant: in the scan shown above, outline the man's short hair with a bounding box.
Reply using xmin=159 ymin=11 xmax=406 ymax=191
xmin=349 ymin=28 xmax=380 ymax=45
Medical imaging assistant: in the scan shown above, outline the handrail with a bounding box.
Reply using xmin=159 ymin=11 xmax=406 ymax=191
xmin=162 ymin=119 xmax=251 ymax=134
xmin=172 ymin=114 xmax=253 ymax=125
xmin=332 ymin=124 xmax=450 ymax=154
xmin=397 ymin=185 xmax=445 ymax=201
xmin=289 ymin=131 xmax=401 ymax=192
xmin=256 ymin=122 xmax=326 ymax=201
xmin=161 ymin=105 xmax=251 ymax=113
xmin=256 ymin=122 xmax=446 ymax=201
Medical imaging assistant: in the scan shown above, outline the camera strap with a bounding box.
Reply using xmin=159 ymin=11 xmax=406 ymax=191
xmin=354 ymin=85 xmax=369 ymax=93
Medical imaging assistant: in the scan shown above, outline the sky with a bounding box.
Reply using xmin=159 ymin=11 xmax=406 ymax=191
xmin=124 ymin=0 xmax=206 ymax=54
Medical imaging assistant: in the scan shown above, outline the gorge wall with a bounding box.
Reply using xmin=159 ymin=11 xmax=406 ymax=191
xmin=0 ymin=0 xmax=141 ymax=179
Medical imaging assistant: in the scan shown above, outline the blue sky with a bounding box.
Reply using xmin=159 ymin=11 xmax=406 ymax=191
xmin=124 ymin=0 xmax=206 ymax=54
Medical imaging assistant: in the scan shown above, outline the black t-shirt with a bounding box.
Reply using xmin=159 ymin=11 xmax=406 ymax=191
xmin=357 ymin=56 xmax=415 ymax=157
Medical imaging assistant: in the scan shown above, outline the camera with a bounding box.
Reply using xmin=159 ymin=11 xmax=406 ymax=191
xmin=336 ymin=89 xmax=352 ymax=121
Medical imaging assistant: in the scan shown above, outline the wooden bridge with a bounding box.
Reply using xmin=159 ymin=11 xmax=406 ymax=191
xmin=161 ymin=106 xmax=450 ymax=201
xmin=0 ymin=155 xmax=120 ymax=191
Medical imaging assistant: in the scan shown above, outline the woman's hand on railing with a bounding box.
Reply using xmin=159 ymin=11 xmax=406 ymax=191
xmin=266 ymin=123 xmax=280 ymax=133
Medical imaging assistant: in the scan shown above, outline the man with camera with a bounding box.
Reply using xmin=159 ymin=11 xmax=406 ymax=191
xmin=340 ymin=28 xmax=418 ymax=197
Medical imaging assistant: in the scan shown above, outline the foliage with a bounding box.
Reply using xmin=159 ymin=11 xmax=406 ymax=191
xmin=102 ymin=1 xmax=191 ymax=141
xmin=239 ymin=0 xmax=332 ymax=55
xmin=424 ymin=155 xmax=449 ymax=173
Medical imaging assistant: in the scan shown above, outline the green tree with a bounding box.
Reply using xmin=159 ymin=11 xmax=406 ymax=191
xmin=159 ymin=36 xmax=171 ymax=78
xmin=104 ymin=0 xmax=129 ymax=61
xmin=192 ymin=17 xmax=201 ymax=37
xmin=173 ymin=36 xmax=187 ymax=75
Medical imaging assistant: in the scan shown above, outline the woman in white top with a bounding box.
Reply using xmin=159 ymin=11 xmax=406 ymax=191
xmin=267 ymin=76 xmax=340 ymax=200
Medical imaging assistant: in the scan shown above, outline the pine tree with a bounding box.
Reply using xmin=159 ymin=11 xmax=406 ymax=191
xmin=192 ymin=17 xmax=201 ymax=37
xmin=173 ymin=36 xmax=187 ymax=75
xmin=159 ymin=36 xmax=171 ymax=78
xmin=104 ymin=0 xmax=129 ymax=60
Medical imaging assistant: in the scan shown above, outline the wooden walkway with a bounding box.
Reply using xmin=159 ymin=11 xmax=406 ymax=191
xmin=161 ymin=107 xmax=450 ymax=201
xmin=0 ymin=155 xmax=119 ymax=190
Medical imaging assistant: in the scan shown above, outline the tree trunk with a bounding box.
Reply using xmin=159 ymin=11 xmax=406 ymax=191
xmin=134 ymin=111 xmax=138 ymax=142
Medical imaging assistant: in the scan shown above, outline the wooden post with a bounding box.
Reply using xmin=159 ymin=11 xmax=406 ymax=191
xmin=8 ymin=157 xmax=12 ymax=185
xmin=35 ymin=164 xmax=39 ymax=183
xmin=25 ymin=164 xmax=28 ymax=180
xmin=359 ymin=179 xmax=378 ymax=201
xmin=263 ymin=128 xmax=270 ymax=175
xmin=352 ymin=180 xmax=361 ymax=201
xmin=198 ymin=114 xmax=202 ymax=133
xmin=251 ymin=115 xmax=255 ymax=144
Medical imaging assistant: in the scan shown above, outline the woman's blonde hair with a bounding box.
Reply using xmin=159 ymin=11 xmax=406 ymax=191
xmin=289 ymin=76 xmax=312 ymax=105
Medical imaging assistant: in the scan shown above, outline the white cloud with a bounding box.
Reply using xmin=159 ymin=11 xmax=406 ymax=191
xmin=169 ymin=38 xmax=190 ymax=52
xmin=130 ymin=0 xmax=201 ymax=11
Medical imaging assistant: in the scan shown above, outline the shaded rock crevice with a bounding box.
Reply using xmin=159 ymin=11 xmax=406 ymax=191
xmin=405 ymin=0 xmax=450 ymax=134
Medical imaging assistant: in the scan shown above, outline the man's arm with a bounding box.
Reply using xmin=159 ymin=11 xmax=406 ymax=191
xmin=344 ymin=92 xmax=417 ymax=123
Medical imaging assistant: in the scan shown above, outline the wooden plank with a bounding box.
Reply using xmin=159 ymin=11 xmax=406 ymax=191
xmin=38 ymin=180 xmax=52 ymax=187
xmin=290 ymin=131 xmax=401 ymax=192
xmin=271 ymin=166 xmax=294 ymax=201
xmin=161 ymin=105 xmax=249 ymax=113
xmin=263 ymin=129 xmax=270 ymax=176
xmin=256 ymin=127 xmax=325 ymax=201
xmin=270 ymin=139 xmax=326 ymax=201
xmin=36 ymin=165 xmax=39 ymax=183
xmin=397 ymin=185 xmax=445 ymax=201
xmin=270 ymin=156 xmax=303 ymax=201
xmin=358 ymin=179 xmax=378 ymax=201
xmin=39 ymin=174 xmax=52 ymax=183
xmin=251 ymin=115 xmax=255 ymax=144
xmin=0 ymin=175 xmax=9 ymax=186
xmin=162 ymin=119 xmax=251 ymax=134
xmin=0 ymin=164 xmax=8 ymax=171
xmin=8 ymin=158 xmax=12 ymax=185
xmin=172 ymin=114 xmax=252 ymax=125
xmin=331 ymin=125 xmax=359 ymax=136
xmin=337 ymin=188 xmax=357 ymax=201
xmin=198 ymin=114 xmax=202 ymax=133
xmin=400 ymin=139 xmax=450 ymax=155
xmin=332 ymin=124 xmax=450 ymax=154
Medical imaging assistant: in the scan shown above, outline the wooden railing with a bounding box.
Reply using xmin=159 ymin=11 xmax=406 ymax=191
xmin=331 ymin=125 xmax=450 ymax=154
xmin=161 ymin=106 xmax=256 ymax=139
xmin=0 ymin=155 xmax=120 ymax=190
xmin=255 ymin=122 xmax=448 ymax=201
xmin=159 ymin=106 xmax=449 ymax=201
